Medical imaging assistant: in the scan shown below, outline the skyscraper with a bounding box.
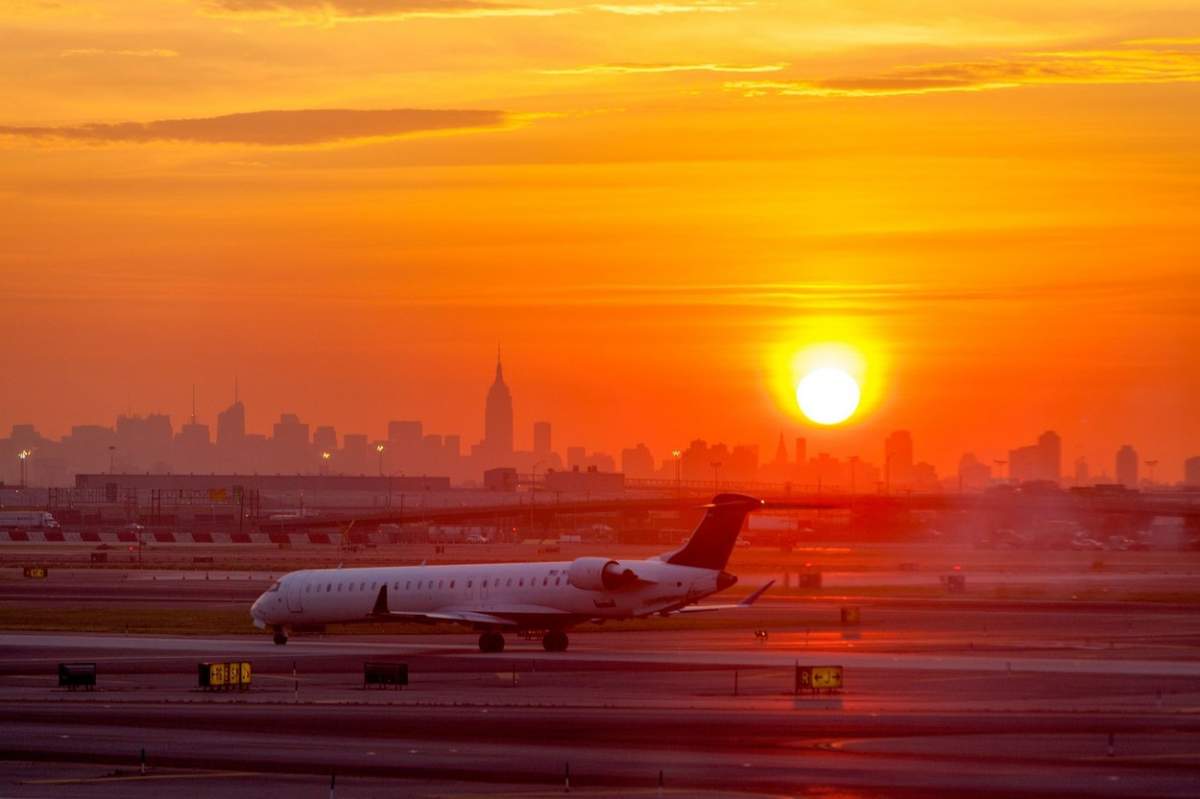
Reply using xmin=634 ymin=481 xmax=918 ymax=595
xmin=885 ymin=430 xmax=914 ymax=490
xmin=1037 ymin=430 xmax=1061 ymax=484
xmin=484 ymin=351 xmax=514 ymax=456
xmin=1116 ymin=445 xmax=1139 ymax=489
xmin=533 ymin=421 xmax=551 ymax=455
xmin=216 ymin=384 xmax=246 ymax=448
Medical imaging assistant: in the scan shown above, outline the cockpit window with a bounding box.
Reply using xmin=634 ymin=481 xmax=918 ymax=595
xmin=267 ymin=581 xmax=282 ymax=593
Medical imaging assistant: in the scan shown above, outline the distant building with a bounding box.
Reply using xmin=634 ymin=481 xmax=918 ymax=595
xmin=533 ymin=421 xmax=552 ymax=455
xmin=794 ymin=437 xmax=807 ymax=467
xmin=313 ymin=425 xmax=337 ymax=454
xmin=885 ymin=430 xmax=914 ymax=490
xmin=1009 ymin=430 xmax=1061 ymax=484
xmin=272 ymin=413 xmax=310 ymax=472
xmin=957 ymin=453 xmax=991 ymax=491
xmin=483 ymin=466 xmax=518 ymax=492
xmin=544 ymin=466 xmax=624 ymax=495
xmin=1115 ymin=444 xmax=1139 ymax=489
xmin=620 ymin=443 xmax=655 ymax=479
xmin=1186 ymin=456 xmax=1200 ymax=487
xmin=1074 ymin=456 xmax=1090 ymax=486
xmin=215 ymin=390 xmax=245 ymax=449
xmin=483 ymin=353 xmax=514 ymax=457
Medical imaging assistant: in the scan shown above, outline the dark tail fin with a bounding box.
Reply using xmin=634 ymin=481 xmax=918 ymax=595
xmin=665 ymin=494 xmax=762 ymax=571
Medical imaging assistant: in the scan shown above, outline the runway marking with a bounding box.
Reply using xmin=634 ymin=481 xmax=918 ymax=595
xmin=424 ymin=787 xmax=796 ymax=791
xmin=24 ymin=770 xmax=261 ymax=785
xmin=1079 ymin=752 xmax=1200 ymax=763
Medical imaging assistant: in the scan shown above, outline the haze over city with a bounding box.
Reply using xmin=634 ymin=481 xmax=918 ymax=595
xmin=2 ymin=1 xmax=1198 ymax=484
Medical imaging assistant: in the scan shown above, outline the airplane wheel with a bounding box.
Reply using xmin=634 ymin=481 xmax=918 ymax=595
xmin=479 ymin=632 xmax=505 ymax=653
xmin=543 ymin=630 xmax=569 ymax=652
xmin=272 ymin=627 xmax=288 ymax=646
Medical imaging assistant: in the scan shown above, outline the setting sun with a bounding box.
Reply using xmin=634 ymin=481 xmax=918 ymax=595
xmin=796 ymin=367 xmax=861 ymax=425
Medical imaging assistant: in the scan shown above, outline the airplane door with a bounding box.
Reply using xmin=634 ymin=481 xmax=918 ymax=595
xmin=286 ymin=580 xmax=304 ymax=613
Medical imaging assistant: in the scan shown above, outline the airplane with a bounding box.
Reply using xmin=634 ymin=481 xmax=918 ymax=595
xmin=251 ymin=493 xmax=772 ymax=652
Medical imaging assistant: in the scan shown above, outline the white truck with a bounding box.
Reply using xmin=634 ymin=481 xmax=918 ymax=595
xmin=0 ymin=511 xmax=60 ymax=529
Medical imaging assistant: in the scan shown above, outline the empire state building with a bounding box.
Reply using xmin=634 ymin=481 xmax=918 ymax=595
xmin=483 ymin=352 xmax=514 ymax=457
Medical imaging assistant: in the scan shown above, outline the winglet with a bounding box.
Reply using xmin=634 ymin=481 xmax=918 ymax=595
xmin=738 ymin=579 xmax=775 ymax=607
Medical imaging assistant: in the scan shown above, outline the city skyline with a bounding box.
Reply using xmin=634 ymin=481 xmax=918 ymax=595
xmin=2 ymin=358 xmax=1194 ymax=489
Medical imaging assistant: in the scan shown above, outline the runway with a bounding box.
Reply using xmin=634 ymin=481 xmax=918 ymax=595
xmin=2 ymin=550 xmax=1200 ymax=797
xmin=2 ymin=619 xmax=1200 ymax=798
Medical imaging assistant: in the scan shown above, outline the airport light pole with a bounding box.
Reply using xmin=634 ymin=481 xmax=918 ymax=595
xmin=17 ymin=449 xmax=30 ymax=489
xmin=376 ymin=443 xmax=385 ymax=476
xmin=672 ymin=449 xmax=682 ymax=498
xmin=1144 ymin=459 xmax=1158 ymax=487
xmin=321 ymin=451 xmax=331 ymax=476
xmin=108 ymin=445 xmax=117 ymax=474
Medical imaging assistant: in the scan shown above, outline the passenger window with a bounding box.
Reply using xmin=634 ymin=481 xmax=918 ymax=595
xmin=507 ymin=578 xmax=513 ymax=587
xmin=467 ymin=580 xmax=473 ymax=588
xmin=439 ymin=580 xmax=444 ymax=589
xmin=406 ymin=581 xmax=411 ymax=590
xmin=417 ymin=581 xmax=423 ymax=589
xmin=543 ymin=577 xmax=548 ymax=586
xmin=337 ymin=584 xmax=342 ymax=592
xmin=450 ymin=581 xmax=456 ymax=588
xmin=518 ymin=578 xmax=524 ymax=587
xmin=482 ymin=580 xmax=488 ymax=588
xmin=327 ymin=584 xmax=333 ymax=592
xmin=555 ymin=577 xmax=561 ymax=586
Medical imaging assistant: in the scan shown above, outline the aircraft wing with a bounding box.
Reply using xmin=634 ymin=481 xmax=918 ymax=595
xmin=674 ymin=580 xmax=775 ymax=614
xmin=374 ymin=608 xmax=522 ymax=627
xmin=370 ymin=586 xmax=579 ymax=628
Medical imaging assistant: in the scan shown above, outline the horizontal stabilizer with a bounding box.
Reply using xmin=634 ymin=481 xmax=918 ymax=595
xmin=675 ymin=580 xmax=774 ymax=614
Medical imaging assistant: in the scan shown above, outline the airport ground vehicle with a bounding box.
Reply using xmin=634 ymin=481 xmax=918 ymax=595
xmin=0 ymin=511 xmax=60 ymax=529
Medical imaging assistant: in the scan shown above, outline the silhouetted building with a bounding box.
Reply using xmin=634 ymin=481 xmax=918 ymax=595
xmin=483 ymin=466 xmax=518 ymax=492
xmin=885 ymin=430 xmax=914 ymax=490
xmin=958 ymin=453 xmax=991 ymax=491
xmin=116 ymin=413 xmax=173 ymax=471
xmin=620 ymin=443 xmax=655 ymax=479
xmin=387 ymin=420 xmax=422 ymax=469
xmin=216 ymin=392 xmax=245 ymax=449
xmin=794 ymin=437 xmax=807 ymax=467
xmin=1009 ymin=430 xmax=1061 ymax=484
xmin=1116 ymin=444 xmax=1139 ymax=489
xmin=1074 ymin=456 xmax=1090 ymax=486
xmin=342 ymin=433 xmax=369 ymax=474
xmin=1185 ymin=456 xmax=1200 ymax=487
xmin=272 ymin=413 xmax=310 ymax=472
xmin=483 ymin=352 xmax=514 ymax=457
xmin=544 ymin=466 xmax=624 ymax=495
xmin=533 ymin=421 xmax=552 ymax=455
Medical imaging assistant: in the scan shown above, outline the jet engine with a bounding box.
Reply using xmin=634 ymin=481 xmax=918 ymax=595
xmin=567 ymin=557 xmax=641 ymax=591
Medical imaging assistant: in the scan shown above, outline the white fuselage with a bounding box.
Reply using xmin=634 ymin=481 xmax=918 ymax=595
xmin=251 ymin=558 xmax=724 ymax=629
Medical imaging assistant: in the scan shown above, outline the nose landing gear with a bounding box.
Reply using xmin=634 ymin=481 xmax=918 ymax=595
xmin=272 ymin=626 xmax=288 ymax=646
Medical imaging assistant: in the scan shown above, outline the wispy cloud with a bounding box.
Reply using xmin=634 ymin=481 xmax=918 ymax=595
xmin=205 ymin=0 xmax=568 ymax=21
xmin=592 ymin=1 xmax=749 ymax=14
xmin=59 ymin=48 xmax=180 ymax=58
xmin=728 ymin=40 xmax=1200 ymax=98
xmin=0 ymin=108 xmax=507 ymax=146
xmin=540 ymin=62 xmax=785 ymax=75
xmin=202 ymin=0 xmax=750 ymax=22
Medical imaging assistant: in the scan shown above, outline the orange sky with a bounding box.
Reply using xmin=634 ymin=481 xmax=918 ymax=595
xmin=1 ymin=1 xmax=1198 ymax=478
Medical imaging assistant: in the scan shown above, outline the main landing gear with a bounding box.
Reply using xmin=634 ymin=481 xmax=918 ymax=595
xmin=478 ymin=631 xmax=506 ymax=653
xmin=272 ymin=626 xmax=288 ymax=646
xmin=542 ymin=630 xmax=569 ymax=652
